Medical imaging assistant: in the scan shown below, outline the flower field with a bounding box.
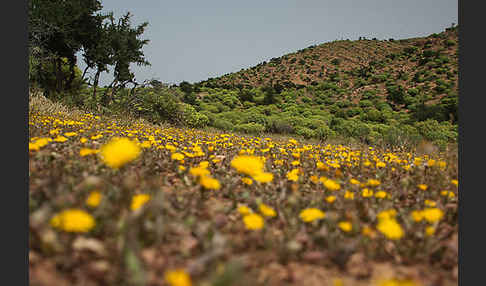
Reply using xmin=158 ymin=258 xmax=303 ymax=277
xmin=29 ymin=106 xmax=458 ymax=286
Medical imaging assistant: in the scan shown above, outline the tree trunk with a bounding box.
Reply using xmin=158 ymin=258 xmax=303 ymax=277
xmin=92 ymin=69 xmax=101 ymax=102
xmin=65 ymin=56 xmax=76 ymax=90
xmin=56 ymin=58 xmax=63 ymax=93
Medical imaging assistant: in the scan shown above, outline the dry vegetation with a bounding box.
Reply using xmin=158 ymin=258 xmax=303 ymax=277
xmin=29 ymin=96 xmax=457 ymax=286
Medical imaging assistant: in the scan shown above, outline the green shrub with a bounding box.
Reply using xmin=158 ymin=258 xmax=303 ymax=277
xmin=295 ymin=126 xmax=316 ymax=139
xmin=180 ymin=103 xmax=209 ymax=128
xmin=266 ymin=116 xmax=294 ymax=134
xmin=234 ymin=122 xmax=265 ymax=134
xmin=212 ymin=118 xmax=234 ymax=131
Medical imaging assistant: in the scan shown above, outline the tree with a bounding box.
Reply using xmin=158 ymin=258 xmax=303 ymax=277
xmin=29 ymin=0 xmax=104 ymax=96
xmin=101 ymin=12 xmax=150 ymax=106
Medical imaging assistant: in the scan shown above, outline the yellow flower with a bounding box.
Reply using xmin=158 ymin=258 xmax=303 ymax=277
xmin=286 ymin=169 xmax=300 ymax=182
xmin=53 ymin=135 xmax=68 ymax=142
xmin=291 ymin=160 xmax=300 ymax=166
xmin=299 ymin=208 xmax=325 ymax=223
xmin=241 ymin=177 xmax=253 ymax=185
xmin=171 ymin=153 xmax=185 ymax=161
xmin=451 ymin=179 xmax=458 ymax=187
xmin=425 ymin=226 xmax=436 ymax=236
xmin=64 ymin=132 xmax=77 ymax=137
xmin=427 ymin=159 xmax=436 ymax=167
xmin=238 ymin=205 xmax=252 ymax=216
xmin=378 ymin=278 xmax=418 ymax=286
xmin=100 ymin=137 xmax=141 ymax=169
xmin=259 ymin=203 xmax=276 ymax=217
xmin=178 ymin=165 xmax=186 ymax=171
xmin=338 ymin=221 xmax=352 ymax=232
xmin=349 ymin=179 xmax=360 ymax=185
xmin=375 ymin=191 xmax=388 ymax=199
xmin=243 ymin=213 xmax=264 ymax=230
xmin=309 ymin=175 xmax=319 ymax=184
xmin=424 ymin=200 xmax=436 ymax=207
xmin=325 ymin=195 xmax=336 ymax=204
xmin=130 ymin=194 xmax=151 ymax=211
xmin=344 ymin=190 xmax=354 ymax=200
xmin=323 ymin=179 xmax=341 ymax=191
xmin=198 ymin=161 xmax=210 ymax=168
xmin=189 ymin=166 xmax=210 ymax=177
xmin=80 ymin=148 xmax=99 ymax=157
xmin=253 ymin=172 xmax=274 ymax=183
xmin=86 ymin=191 xmax=102 ymax=208
xmin=417 ymin=184 xmax=428 ymax=191
xmin=376 ymin=161 xmax=386 ymax=168
xmin=422 ymin=208 xmax=444 ymax=223
xmin=361 ymin=188 xmax=374 ymax=198
xmin=362 ymin=225 xmax=375 ymax=237
xmin=50 ymin=209 xmax=95 ymax=233
xmin=410 ymin=210 xmax=424 ymax=222
xmin=164 ymin=269 xmax=192 ymax=286
xmin=376 ymin=218 xmax=404 ymax=240
xmin=80 ymin=137 xmax=88 ymax=143
xmin=366 ymin=179 xmax=381 ymax=187
xmin=440 ymin=190 xmax=455 ymax=198
xmin=230 ymin=155 xmax=264 ymax=177
xmin=199 ymin=175 xmax=221 ymax=190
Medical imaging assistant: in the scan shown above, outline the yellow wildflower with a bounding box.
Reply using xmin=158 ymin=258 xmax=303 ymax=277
xmin=100 ymin=137 xmax=141 ymax=169
xmin=130 ymin=194 xmax=151 ymax=211
xmin=366 ymin=179 xmax=381 ymax=187
xmin=253 ymin=172 xmax=274 ymax=183
xmin=299 ymin=208 xmax=325 ymax=223
xmin=323 ymin=179 xmax=341 ymax=191
xmin=171 ymin=153 xmax=185 ymax=161
xmin=344 ymin=190 xmax=354 ymax=200
xmin=189 ymin=167 xmax=210 ymax=177
xmin=199 ymin=175 xmax=221 ymax=190
xmin=53 ymin=135 xmax=68 ymax=142
xmin=375 ymin=191 xmax=388 ymax=199
xmin=50 ymin=209 xmax=95 ymax=233
xmin=451 ymin=179 xmax=458 ymax=187
xmin=422 ymin=208 xmax=444 ymax=223
xmin=286 ymin=169 xmax=300 ymax=182
xmin=86 ymin=191 xmax=102 ymax=208
xmin=417 ymin=184 xmax=428 ymax=191
xmin=361 ymin=188 xmax=374 ymax=198
xmin=259 ymin=203 xmax=276 ymax=217
xmin=376 ymin=218 xmax=404 ymax=240
xmin=80 ymin=148 xmax=99 ymax=157
xmin=425 ymin=226 xmax=436 ymax=236
xmin=325 ymin=195 xmax=336 ymax=204
xmin=338 ymin=221 xmax=352 ymax=232
xmin=238 ymin=205 xmax=252 ymax=216
xmin=243 ymin=213 xmax=264 ymax=230
xmin=164 ymin=269 xmax=192 ymax=286
xmin=230 ymin=155 xmax=264 ymax=177
xmin=241 ymin=177 xmax=253 ymax=185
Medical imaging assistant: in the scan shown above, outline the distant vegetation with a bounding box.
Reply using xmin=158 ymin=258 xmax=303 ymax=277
xmin=29 ymin=1 xmax=458 ymax=150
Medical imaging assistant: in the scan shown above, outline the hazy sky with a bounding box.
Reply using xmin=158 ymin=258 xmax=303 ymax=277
xmin=79 ymin=0 xmax=457 ymax=86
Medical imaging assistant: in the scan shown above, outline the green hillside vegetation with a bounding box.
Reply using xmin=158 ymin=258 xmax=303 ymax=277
xmin=29 ymin=1 xmax=458 ymax=150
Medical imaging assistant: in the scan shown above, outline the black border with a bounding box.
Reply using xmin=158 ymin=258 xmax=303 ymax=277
xmin=459 ymin=0 xmax=485 ymax=285
xmin=4 ymin=0 xmax=28 ymax=285
xmin=17 ymin=1 xmax=468 ymax=285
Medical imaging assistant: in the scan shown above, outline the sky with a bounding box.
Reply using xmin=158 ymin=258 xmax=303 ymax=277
xmin=78 ymin=0 xmax=457 ymax=86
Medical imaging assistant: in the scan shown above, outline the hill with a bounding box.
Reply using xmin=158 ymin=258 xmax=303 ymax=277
xmin=161 ymin=27 xmax=458 ymax=148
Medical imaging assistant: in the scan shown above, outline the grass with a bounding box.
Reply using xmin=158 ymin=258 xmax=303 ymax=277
xmin=29 ymin=97 xmax=457 ymax=286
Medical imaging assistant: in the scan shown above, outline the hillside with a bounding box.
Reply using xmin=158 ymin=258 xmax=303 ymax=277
xmin=151 ymin=27 xmax=458 ymax=149
xmin=199 ymin=27 xmax=458 ymax=97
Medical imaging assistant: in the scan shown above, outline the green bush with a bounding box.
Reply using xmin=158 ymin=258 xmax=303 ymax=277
xmin=212 ymin=118 xmax=234 ymax=131
xmin=180 ymin=103 xmax=209 ymax=128
xmin=266 ymin=116 xmax=294 ymax=134
xmin=234 ymin=122 xmax=265 ymax=134
xmin=295 ymin=126 xmax=316 ymax=139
